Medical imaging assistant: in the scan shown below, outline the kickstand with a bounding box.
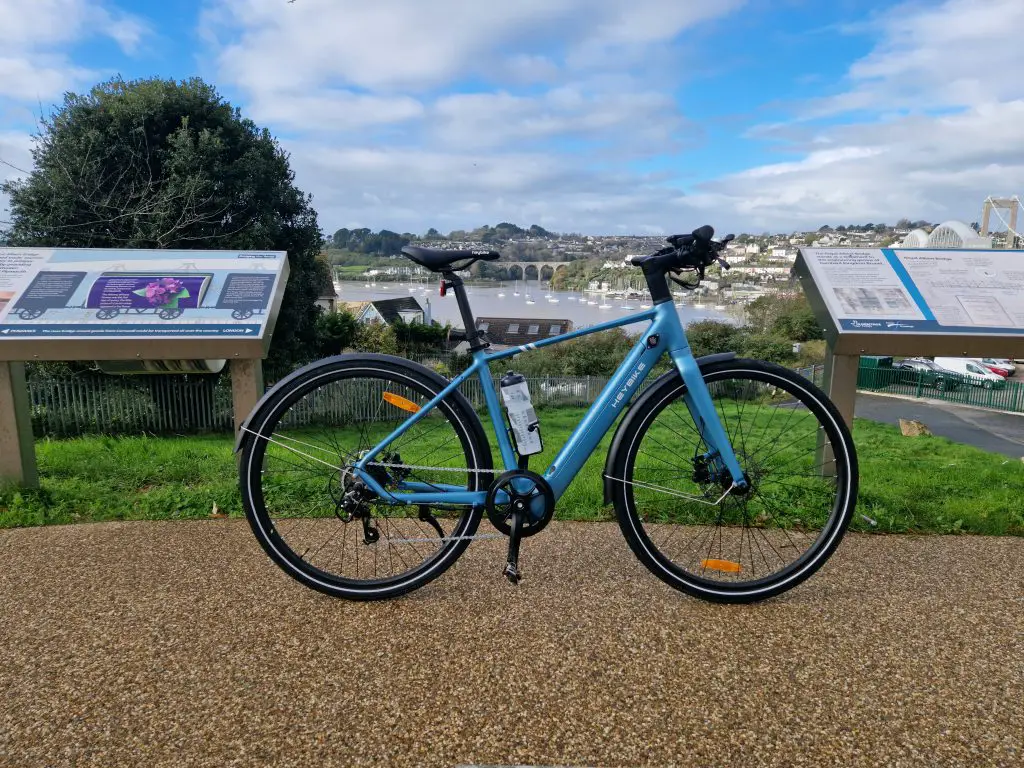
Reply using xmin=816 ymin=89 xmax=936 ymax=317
xmin=503 ymin=511 xmax=523 ymax=584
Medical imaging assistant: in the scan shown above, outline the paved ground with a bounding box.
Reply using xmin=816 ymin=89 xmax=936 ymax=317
xmin=1 ymin=520 xmax=1022 ymax=767
xmin=856 ymin=393 xmax=1024 ymax=458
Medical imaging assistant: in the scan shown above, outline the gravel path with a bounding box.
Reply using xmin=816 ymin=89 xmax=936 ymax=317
xmin=1 ymin=520 xmax=1021 ymax=768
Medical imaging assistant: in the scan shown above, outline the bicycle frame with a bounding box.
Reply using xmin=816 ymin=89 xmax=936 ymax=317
xmin=353 ymin=301 xmax=746 ymax=504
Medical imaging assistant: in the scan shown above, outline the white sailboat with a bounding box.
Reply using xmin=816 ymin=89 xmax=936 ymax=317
xmin=513 ymin=279 xmax=521 ymax=297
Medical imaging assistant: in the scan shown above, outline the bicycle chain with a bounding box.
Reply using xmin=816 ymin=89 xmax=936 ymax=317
xmin=366 ymin=460 xmax=493 ymax=474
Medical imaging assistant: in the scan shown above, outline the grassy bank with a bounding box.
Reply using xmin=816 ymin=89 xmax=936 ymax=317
xmin=2 ymin=408 xmax=1022 ymax=535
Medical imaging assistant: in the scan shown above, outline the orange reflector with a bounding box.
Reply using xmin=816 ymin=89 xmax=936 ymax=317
xmin=382 ymin=392 xmax=420 ymax=413
xmin=701 ymin=559 xmax=742 ymax=573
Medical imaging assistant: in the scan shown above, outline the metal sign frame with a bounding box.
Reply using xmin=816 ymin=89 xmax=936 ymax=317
xmin=796 ymin=247 xmax=1024 ymax=358
xmin=0 ymin=249 xmax=289 ymax=362
xmin=795 ymin=246 xmax=1024 ymax=428
xmin=0 ymin=248 xmax=291 ymax=488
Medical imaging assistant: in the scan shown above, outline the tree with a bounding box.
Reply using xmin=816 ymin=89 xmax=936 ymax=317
xmin=740 ymin=334 xmax=797 ymax=365
xmin=390 ymin=317 xmax=450 ymax=352
xmin=315 ymin=310 xmax=359 ymax=357
xmin=684 ymin=320 xmax=743 ymax=358
xmin=2 ymin=76 xmax=325 ymax=377
xmin=354 ymin=321 xmax=398 ymax=354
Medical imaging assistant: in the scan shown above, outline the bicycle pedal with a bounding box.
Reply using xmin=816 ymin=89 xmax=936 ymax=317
xmin=503 ymin=562 xmax=522 ymax=584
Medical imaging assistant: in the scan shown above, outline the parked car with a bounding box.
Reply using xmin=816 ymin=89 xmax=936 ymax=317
xmin=892 ymin=359 xmax=961 ymax=391
xmin=933 ymin=357 xmax=1008 ymax=389
xmin=977 ymin=358 xmax=1016 ymax=376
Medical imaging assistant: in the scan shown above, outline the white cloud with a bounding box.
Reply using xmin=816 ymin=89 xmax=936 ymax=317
xmin=285 ymin=141 xmax=690 ymax=235
xmin=0 ymin=131 xmax=34 ymax=224
xmin=247 ymin=91 xmax=425 ymax=132
xmin=800 ymin=0 xmax=1024 ymax=119
xmin=206 ymin=0 xmax=741 ymax=93
xmin=0 ymin=0 xmax=151 ymax=101
xmin=694 ymin=100 xmax=1024 ymax=230
xmin=0 ymin=55 xmax=97 ymax=101
xmin=202 ymin=0 xmax=734 ymax=233
xmin=699 ymin=0 xmax=1024 ymax=231
xmin=429 ymin=86 xmax=685 ymax=151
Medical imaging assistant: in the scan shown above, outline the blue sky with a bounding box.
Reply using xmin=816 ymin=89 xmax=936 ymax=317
xmin=2 ymin=0 xmax=1022 ymax=236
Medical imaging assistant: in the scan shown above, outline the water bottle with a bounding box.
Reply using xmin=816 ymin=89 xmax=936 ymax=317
xmin=499 ymin=371 xmax=543 ymax=456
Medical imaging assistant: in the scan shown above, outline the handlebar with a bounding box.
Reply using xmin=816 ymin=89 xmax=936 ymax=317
xmin=628 ymin=226 xmax=734 ymax=290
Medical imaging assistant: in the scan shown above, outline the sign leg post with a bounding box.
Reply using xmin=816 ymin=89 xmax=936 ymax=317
xmin=817 ymin=347 xmax=859 ymax=479
xmin=0 ymin=362 xmax=39 ymax=488
xmin=231 ymin=359 xmax=264 ymax=439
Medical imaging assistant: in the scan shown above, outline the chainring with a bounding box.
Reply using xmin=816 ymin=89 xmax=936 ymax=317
xmin=485 ymin=469 xmax=555 ymax=538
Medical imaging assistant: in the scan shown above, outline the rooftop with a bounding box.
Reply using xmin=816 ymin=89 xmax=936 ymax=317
xmin=475 ymin=316 xmax=573 ymax=347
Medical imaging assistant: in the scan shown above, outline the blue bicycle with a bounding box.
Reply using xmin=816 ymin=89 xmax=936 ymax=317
xmin=238 ymin=226 xmax=858 ymax=603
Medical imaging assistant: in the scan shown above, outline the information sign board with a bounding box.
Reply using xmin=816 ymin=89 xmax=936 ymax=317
xmin=0 ymin=248 xmax=288 ymax=361
xmin=796 ymin=247 xmax=1024 ymax=358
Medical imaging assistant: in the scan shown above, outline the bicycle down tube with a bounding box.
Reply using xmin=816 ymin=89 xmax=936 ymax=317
xmin=353 ymin=302 xmax=747 ymax=504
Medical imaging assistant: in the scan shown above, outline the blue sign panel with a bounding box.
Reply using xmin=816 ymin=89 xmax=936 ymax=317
xmin=0 ymin=248 xmax=287 ymax=340
xmin=799 ymin=247 xmax=1024 ymax=336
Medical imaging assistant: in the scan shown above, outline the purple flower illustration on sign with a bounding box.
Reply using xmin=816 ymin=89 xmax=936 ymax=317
xmin=133 ymin=277 xmax=190 ymax=308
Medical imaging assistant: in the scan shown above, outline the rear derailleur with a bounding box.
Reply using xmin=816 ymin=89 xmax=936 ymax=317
xmin=333 ymin=451 xmax=408 ymax=545
xmin=333 ymin=478 xmax=379 ymax=544
xmin=484 ymin=469 xmax=555 ymax=584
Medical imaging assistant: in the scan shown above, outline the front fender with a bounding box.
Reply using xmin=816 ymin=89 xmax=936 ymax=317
xmin=601 ymin=352 xmax=736 ymax=505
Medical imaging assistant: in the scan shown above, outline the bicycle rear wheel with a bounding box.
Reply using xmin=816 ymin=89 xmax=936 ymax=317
xmin=239 ymin=355 xmax=491 ymax=600
xmin=609 ymin=358 xmax=857 ymax=603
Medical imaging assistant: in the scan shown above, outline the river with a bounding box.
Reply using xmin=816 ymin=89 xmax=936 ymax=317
xmin=334 ymin=279 xmax=736 ymax=330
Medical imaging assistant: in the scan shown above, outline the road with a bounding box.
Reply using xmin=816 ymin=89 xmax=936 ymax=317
xmin=856 ymin=392 xmax=1024 ymax=457
xmin=0 ymin=520 xmax=1021 ymax=767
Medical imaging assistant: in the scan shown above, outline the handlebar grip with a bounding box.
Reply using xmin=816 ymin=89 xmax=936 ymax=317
xmin=692 ymin=224 xmax=715 ymax=241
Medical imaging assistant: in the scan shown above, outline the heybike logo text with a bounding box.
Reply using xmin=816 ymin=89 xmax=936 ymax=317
xmin=612 ymin=362 xmax=646 ymax=409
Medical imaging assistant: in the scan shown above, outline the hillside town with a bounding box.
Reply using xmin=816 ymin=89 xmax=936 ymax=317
xmin=325 ymin=216 xmax=1016 ymax=314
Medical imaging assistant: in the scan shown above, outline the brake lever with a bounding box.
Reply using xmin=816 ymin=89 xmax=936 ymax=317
xmin=669 ymin=266 xmax=704 ymax=290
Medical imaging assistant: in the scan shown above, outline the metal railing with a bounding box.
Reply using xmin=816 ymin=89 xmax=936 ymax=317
xmin=23 ymin=360 xmax=827 ymax=438
xmin=856 ymin=365 xmax=1024 ymax=413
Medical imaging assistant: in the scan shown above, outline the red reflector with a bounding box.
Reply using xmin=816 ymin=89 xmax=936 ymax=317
xmin=440 ymin=282 xmax=447 ymax=297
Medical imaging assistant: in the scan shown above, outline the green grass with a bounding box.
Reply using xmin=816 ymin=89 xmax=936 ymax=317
xmin=2 ymin=408 xmax=1022 ymax=535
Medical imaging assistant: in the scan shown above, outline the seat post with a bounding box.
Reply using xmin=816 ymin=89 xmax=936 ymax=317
xmin=443 ymin=271 xmax=488 ymax=352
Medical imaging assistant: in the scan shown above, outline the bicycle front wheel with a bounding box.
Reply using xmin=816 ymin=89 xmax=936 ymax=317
xmin=239 ymin=355 xmax=492 ymax=600
xmin=609 ymin=358 xmax=857 ymax=603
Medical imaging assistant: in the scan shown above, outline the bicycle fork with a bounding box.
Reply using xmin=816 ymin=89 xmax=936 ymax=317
xmin=669 ymin=348 xmax=748 ymax=492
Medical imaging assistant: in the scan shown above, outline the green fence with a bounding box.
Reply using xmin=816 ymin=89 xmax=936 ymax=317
xmin=857 ymin=364 xmax=1024 ymax=414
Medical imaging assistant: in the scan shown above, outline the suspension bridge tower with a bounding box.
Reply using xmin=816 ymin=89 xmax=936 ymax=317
xmin=980 ymin=196 xmax=1022 ymax=248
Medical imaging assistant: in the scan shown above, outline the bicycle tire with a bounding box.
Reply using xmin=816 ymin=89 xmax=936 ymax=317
xmin=239 ymin=354 xmax=492 ymax=600
xmin=609 ymin=358 xmax=858 ymax=603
